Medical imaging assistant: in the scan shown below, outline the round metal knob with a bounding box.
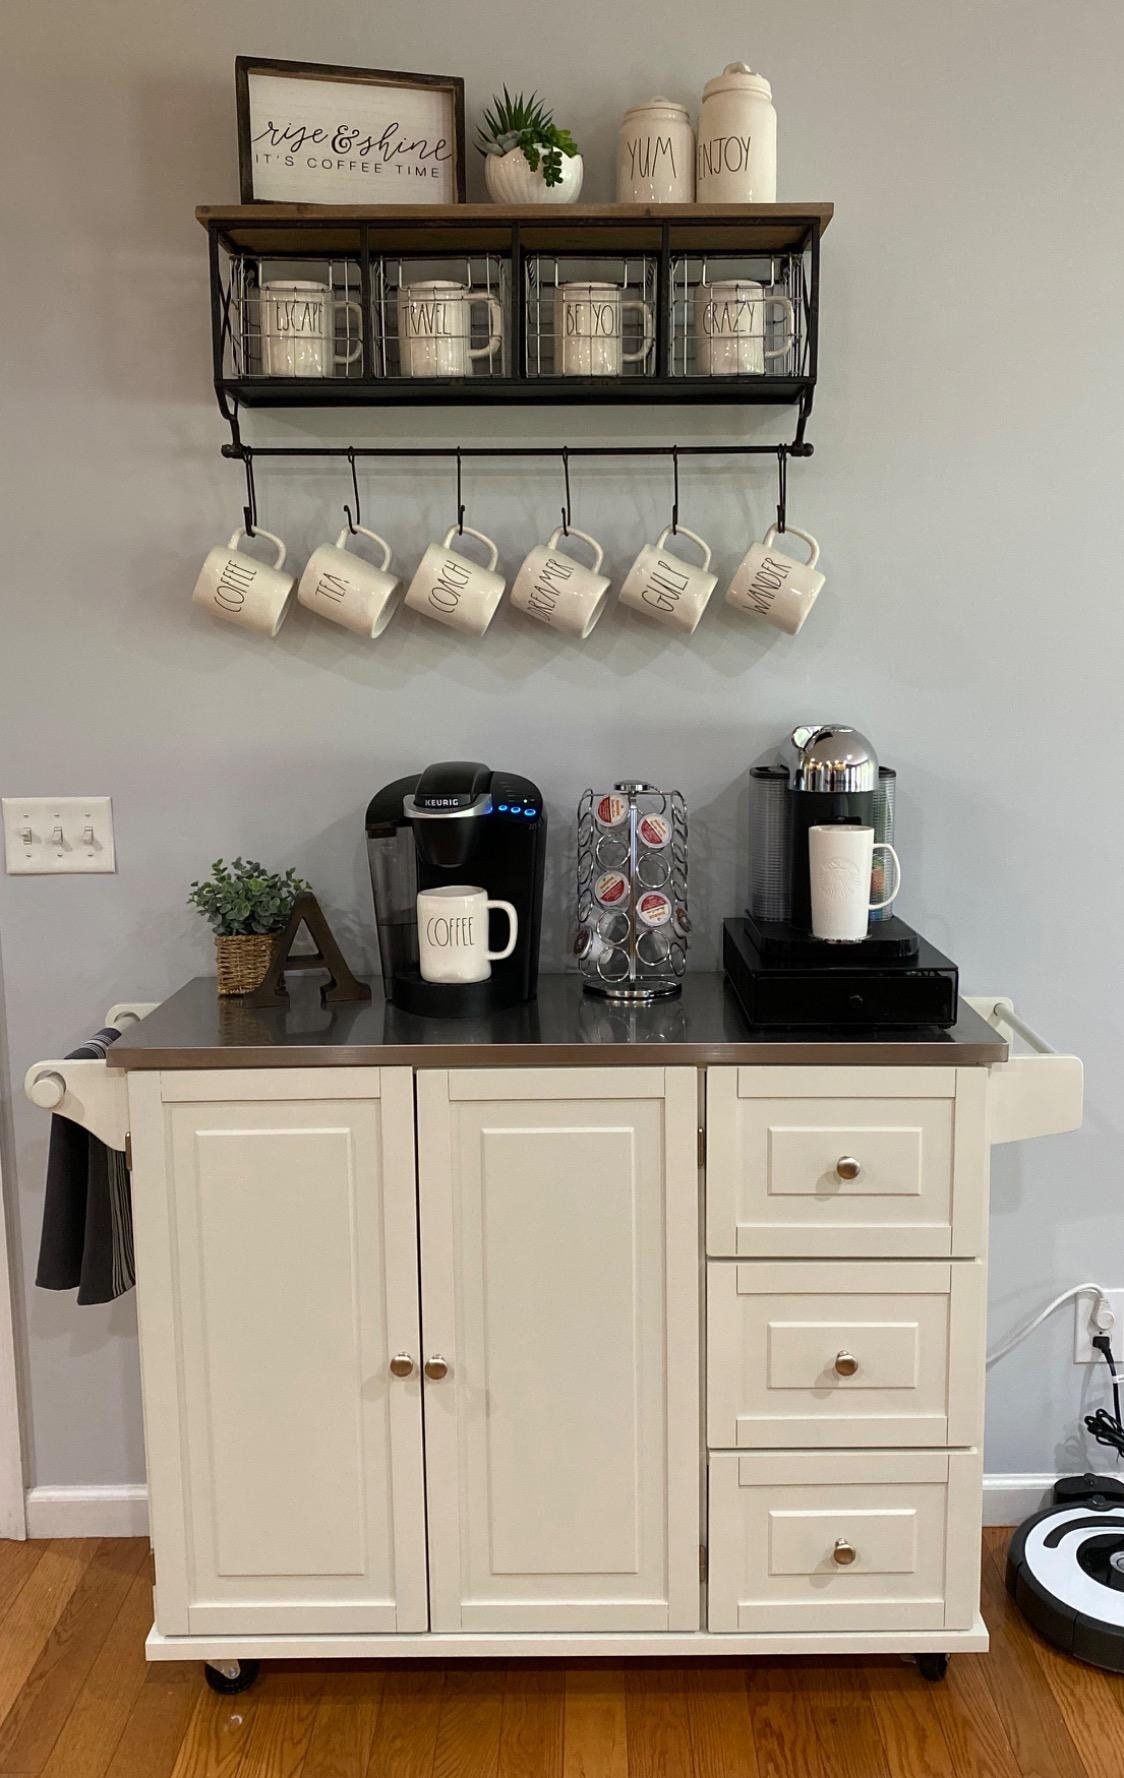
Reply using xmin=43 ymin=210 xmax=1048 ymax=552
xmin=832 ymin=1538 xmax=857 ymax=1567
xmin=835 ymin=1156 xmax=862 ymax=1182
xmin=388 ymin=1354 xmax=414 ymax=1379
xmin=834 ymin=1351 xmax=859 ymax=1378
xmin=424 ymin=1355 xmax=449 ymax=1381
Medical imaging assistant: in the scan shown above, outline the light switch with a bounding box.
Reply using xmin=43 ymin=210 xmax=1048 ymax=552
xmin=2 ymin=798 xmax=116 ymax=874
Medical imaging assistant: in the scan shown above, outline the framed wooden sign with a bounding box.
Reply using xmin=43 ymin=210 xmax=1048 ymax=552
xmin=235 ymin=57 xmax=466 ymax=205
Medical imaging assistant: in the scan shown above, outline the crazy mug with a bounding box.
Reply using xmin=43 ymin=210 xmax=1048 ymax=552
xmin=404 ymin=527 xmax=506 ymax=637
xmin=192 ymin=528 xmax=295 ymax=637
xmin=417 ymin=885 xmax=519 ymax=984
xmin=297 ymin=526 xmax=402 ymax=639
xmin=726 ymin=524 xmax=825 ymax=635
xmin=511 ymin=527 xmax=611 ymax=638
xmin=618 ymin=526 xmax=717 ymax=634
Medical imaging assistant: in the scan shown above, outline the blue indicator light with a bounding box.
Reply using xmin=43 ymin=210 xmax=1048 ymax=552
xmin=524 ymin=807 xmax=536 ymax=816
xmin=498 ymin=804 xmax=508 ymax=811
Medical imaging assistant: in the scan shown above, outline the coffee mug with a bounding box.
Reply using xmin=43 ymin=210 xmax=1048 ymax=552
xmin=619 ymin=526 xmax=717 ymax=634
xmin=511 ymin=527 xmax=611 ymax=638
xmin=726 ymin=525 xmax=825 ymax=635
xmin=417 ymin=884 xmax=519 ymax=984
xmin=809 ymin=825 xmax=902 ymax=943
xmin=694 ymin=280 xmax=795 ymax=376
xmin=258 ymin=281 xmax=363 ymax=378
xmin=553 ymin=283 xmax=654 ymax=376
xmin=404 ymin=526 xmax=505 ymax=636
xmin=397 ymin=281 xmax=503 ymax=377
xmin=192 ymin=528 xmax=295 ymax=637
xmin=297 ymin=527 xmax=402 ymax=639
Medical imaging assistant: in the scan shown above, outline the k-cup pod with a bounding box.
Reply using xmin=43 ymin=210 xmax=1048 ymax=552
xmin=594 ymin=870 xmax=630 ymax=908
xmin=636 ymin=888 xmax=673 ymax=928
xmin=637 ymin=811 xmax=671 ymax=849
xmin=595 ymin=792 xmax=629 ymax=829
xmin=673 ymin=901 xmax=691 ymax=937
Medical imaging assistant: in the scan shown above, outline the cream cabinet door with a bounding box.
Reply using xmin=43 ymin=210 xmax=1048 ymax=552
xmin=129 ymin=1068 xmax=427 ymax=1636
xmin=417 ymin=1067 xmax=700 ymax=1632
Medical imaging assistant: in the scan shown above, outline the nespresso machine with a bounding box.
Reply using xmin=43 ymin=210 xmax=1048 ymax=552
xmin=723 ymin=724 xmax=959 ymax=1027
xmin=365 ymin=760 xmax=547 ymax=1016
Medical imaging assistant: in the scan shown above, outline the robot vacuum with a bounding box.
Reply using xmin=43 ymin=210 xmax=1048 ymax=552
xmin=1007 ymin=1476 xmax=1124 ymax=1672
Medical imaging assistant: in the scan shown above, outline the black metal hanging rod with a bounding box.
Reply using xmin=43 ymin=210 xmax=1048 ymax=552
xmin=220 ymin=441 xmax=813 ymax=462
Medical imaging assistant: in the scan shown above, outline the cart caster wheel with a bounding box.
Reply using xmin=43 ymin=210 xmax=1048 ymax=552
xmin=204 ymin=1658 xmax=260 ymax=1694
xmin=917 ymin=1653 xmax=950 ymax=1683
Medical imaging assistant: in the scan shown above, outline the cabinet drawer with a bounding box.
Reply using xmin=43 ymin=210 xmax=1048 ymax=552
xmin=706 ymin=1261 xmax=985 ymax=1449
xmin=707 ymin=1449 xmax=982 ymax=1633
xmin=706 ymin=1067 xmax=988 ymax=1259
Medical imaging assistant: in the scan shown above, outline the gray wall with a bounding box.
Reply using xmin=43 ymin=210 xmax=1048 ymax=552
xmin=2 ymin=0 xmax=1122 ymax=1490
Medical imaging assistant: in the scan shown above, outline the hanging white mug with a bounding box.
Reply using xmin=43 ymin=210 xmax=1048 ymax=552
xmin=554 ymin=283 xmax=654 ymax=376
xmin=417 ymin=885 xmax=519 ymax=983
xmin=257 ymin=280 xmax=363 ymax=378
xmin=619 ymin=526 xmax=717 ymax=634
xmin=809 ymin=825 xmax=902 ymax=943
xmin=404 ymin=526 xmax=506 ymax=636
xmin=192 ymin=528 xmax=295 ymax=637
xmin=511 ymin=527 xmax=611 ymax=638
xmin=726 ymin=525 xmax=825 ymax=635
xmin=297 ymin=527 xmax=402 ymax=639
xmin=694 ymin=280 xmax=795 ymax=375
xmin=397 ymin=281 xmax=503 ymax=377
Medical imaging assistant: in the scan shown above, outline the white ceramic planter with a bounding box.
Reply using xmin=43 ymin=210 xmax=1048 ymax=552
xmin=484 ymin=147 xmax=584 ymax=205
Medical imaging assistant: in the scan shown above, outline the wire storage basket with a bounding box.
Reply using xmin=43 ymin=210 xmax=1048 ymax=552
xmin=668 ymin=249 xmax=807 ymax=379
xmin=574 ymin=783 xmax=688 ymax=1002
xmin=525 ymin=256 xmax=657 ymax=379
xmin=226 ymin=255 xmax=365 ymax=380
xmin=374 ymin=254 xmax=509 ymax=379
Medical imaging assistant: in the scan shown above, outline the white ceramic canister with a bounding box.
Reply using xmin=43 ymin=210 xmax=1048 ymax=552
xmin=696 ymin=62 xmax=777 ymax=203
xmin=616 ymin=96 xmax=695 ymax=203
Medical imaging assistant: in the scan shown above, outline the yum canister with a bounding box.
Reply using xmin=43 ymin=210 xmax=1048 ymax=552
xmin=616 ymin=96 xmax=695 ymax=203
xmin=696 ymin=62 xmax=777 ymax=203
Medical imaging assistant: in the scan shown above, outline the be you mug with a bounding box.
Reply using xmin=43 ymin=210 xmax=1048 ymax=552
xmin=511 ymin=527 xmax=610 ymax=638
xmin=619 ymin=526 xmax=717 ymax=634
xmin=405 ymin=526 xmax=506 ymax=636
xmin=397 ymin=281 xmax=503 ymax=377
xmin=257 ymin=280 xmax=362 ymax=378
xmin=727 ymin=525 xmax=825 ymax=635
xmin=192 ymin=528 xmax=295 ymax=637
xmin=809 ymin=825 xmax=902 ymax=943
xmin=694 ymin=280 xmax=794 ymax=376
xmin=297 ymin=527 xmax=402 ymax=639
xmin=554 ymin=283 xmax=654 ymax=377
xmin=417 ymin=885 xmax=519 ymax=984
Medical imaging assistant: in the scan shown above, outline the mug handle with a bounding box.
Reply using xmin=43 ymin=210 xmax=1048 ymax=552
xmin=869 ymin=843 xmax=902 ymax=911
xmin=334 ymin=300 xmax=364 ymax=367
xmin=621 ymin=299 xmax=655 ymax=364
xmin=763 ymin=294 xmax=796 ymax=360
xmin=467 ymin=292 xmax=504 ymax=361
xmin=229 ymin=527 xmax=286 ymax=571
xmin=763 ymin=523 xmax=820 ymax=570
xmin=656 ymin=524 xmax=712 ymax=572
xmin=546 ymin=525 xmax=605 ymax=574
xmin=334 ymin=524 xmax=393 ymax=572
xmin=485 ymin=899 xmax=519 ymax=961
xmin=442 ymin=524 xmax=500 ymax=573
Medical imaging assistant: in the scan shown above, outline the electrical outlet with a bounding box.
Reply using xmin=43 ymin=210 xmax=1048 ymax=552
xmin=1074 ymin=1290 xmax=1124 ymax=1363
xmin=2 ymin=797 xmax=116 ymax=875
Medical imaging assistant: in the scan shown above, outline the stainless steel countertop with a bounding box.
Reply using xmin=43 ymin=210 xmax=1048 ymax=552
xmin=109 ymin=976 xmax=1009 ymax=1070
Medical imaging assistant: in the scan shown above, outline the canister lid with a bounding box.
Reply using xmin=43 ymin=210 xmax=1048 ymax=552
xmin=702 ymin=62 xmax=773 ymax=102
xmin=622 ymin=95 xmax=692 ymax=123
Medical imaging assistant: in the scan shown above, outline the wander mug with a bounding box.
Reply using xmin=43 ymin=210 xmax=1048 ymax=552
xmin=397 ymin=281 xmax=503 ymax=377
xmin=511 ymin=527 xmax=611 ymax=637
xmin=192 ymin=528 xmax=295 ymax=637
xmin=809 ymin=825 xmax=902 ymax=943
xmin=726 ymin=525 xmax=825 ymax=634
xmin=404 ymin=526 xmax=506 ymax=635
xmin=554 ymin=283 xmax=654 ymax=376
xmin=258 ymin=281 xmax=363 ymax=377
xmin=694 ymin=280 xmax=795 ymax=376
xmin=619 ymin=526 xmax=717 ymax=634
xmin=297 ymin=527 xmax=402 ymax=639
xmin=417 ymin=885 xmax=519 ymax=984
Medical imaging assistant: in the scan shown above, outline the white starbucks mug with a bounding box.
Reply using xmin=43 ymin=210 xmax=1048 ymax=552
xmin=554 ymin=283 xmax=654 ymax=376
xmin=726 ymin=524 xmax=825 ymax=635
xmin=809 ymin=825 xmax=902 ymax=943
xmin=619 ymin=525 xmax=717 ymax=634
xmin=397 ymin=281 xmax=503 ymax=377
xmin=404 ymin=526 xmax=505 ymax=636
xmin=192 ymin=528 xmax=295 ymax=637
xmin=511 ymin=527 xmax=610 ymax=638
xmin=297 ymin=526 xmax=403 ymax=639
xmin=694 ymin=280 xmax=795 ymax=376
xmin=258 ymin=280 xmax=363 ymax=378
xmin=417 ymin=884 xmax=519 ymax=984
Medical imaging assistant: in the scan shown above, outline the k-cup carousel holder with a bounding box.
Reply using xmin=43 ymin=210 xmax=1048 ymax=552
xmin=574 ymin=781 xmax=688 ymax=1002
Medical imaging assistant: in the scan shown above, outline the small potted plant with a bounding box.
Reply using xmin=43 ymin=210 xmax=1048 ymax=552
xmin=476 ymin=89 xmax=583 ymax=204
xmin=189 ymin=857 xmax=309 ymax=996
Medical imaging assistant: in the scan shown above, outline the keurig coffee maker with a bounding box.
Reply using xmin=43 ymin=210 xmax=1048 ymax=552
xmin=366 ymin=760 xmax=547 ymax=1016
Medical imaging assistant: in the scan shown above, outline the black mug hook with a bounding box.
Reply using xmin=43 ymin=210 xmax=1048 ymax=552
xmin=560 ymin=446 xmax=571 ymax=536
xmin=776 ymin=445 xmax=788 ymax=535
xmin=455 ymin=446 xmax=465 ymax=534
xmin=241 ymin=448 xmax=257 ymax=538
xmin=671 ymin=445 xmax=680 ymax=535
xmin=344 ymin=446 xmax=361 ymax=535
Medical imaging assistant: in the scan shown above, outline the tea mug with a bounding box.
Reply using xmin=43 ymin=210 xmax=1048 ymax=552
xmin=809 ymin=825 xmax=902 ymax=943
xmin=297 ymin=526 xmax=402 ymax=638
xmin=192 ymin=528 xmax=295 ymax=637
xmin=404 ymin=526 xmax=505 ymax=636
xmin=417 ymin=884 xmax=519 ymax=984
xmin=618 ymin=526 xmax=717 ymax=634
xmin=726 ymin=524 xmax=825 ymax=634
xmin=511 ymin=527 xmax=611 ymax=638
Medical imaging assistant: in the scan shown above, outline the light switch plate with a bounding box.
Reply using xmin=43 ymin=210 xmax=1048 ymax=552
xmin=2 ymin=797 xmax=116 ymax=874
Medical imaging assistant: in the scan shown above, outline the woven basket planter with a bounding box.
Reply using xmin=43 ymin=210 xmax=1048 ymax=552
xmin=214 ymin=933 xmax=277 ymax=997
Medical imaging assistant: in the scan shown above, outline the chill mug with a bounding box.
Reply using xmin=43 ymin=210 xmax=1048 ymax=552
xmin=694 ymin=280 xmax=795 ymax=376
xmin=809 ymin=825 xmax=902 ymax=943
xmin=417 ymin=885 xmax=519 ymax=984
xmin=397 ymin=281 xmax=503 ymax=377
xmin=297 ymin=527 xmax=402 ymax=638
xmin=554 ymin=283 xmax=654 ymax=376
xmin=726 ymin=524 xmax=825 ymax=635
xmin=511 ymin=527 xmax=611 ymax=638
xmin=192 ymin=528 xmax=295 ymax=637
xmin=404 ymin=526 xmax=506 ymax=636
xmin=619 ymin=526 xmax=717 ymax=634
xmin=258 ymin=280 xmax=363 ymax=378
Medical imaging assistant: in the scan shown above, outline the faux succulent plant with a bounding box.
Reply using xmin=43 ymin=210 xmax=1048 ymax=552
xmin=475 ymin=88 xmax=579 ymax=188
xmin=188 ymin=857 xmax=309 ymax=937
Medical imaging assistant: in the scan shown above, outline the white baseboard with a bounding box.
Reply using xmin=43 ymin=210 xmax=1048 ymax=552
xmin=982 ymin=1473 xmax=1058 ymax=1525
xmin=25 ymin=1483 xmax=149 ymax=1539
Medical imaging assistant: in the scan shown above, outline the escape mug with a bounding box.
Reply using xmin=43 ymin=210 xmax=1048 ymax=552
xmin=258 ymin=280 xmax=363 ymax=378
xmin=809 ymin=825 xmax=902 ymax=943
xmin=511 ymin=527 xmax=611 ymax=638
xmin=417 ymin=885 xmax=519 ymax=984
xmin=553 ymin=283 xmax=654 ymax=376
xmin=297 ymin=527 xmax=402 ymax=639
xmin=192 ymin=528 xmax=295 ymax=637
xmin=694 ymin=280 xmax=795 ymax=375
xmin=618 ymin=525 xmax=717 ymax=634
xmin=397 ymin=281 xmax=503 ymax=377
xmin=404 ymin=526 xmax=506 ymax=635
xmin=726 ymin=524 xmax=825 ymax=634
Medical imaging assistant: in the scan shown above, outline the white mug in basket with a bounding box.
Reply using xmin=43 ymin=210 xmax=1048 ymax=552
xmin=397 ymin=281 xmax=503 ymax=377
xmin=727 ymin=524 xmax=825 ymax=634
xmin=619 ymin=526 xmax=717 ymax=634
xmin=404 ymin=526 xmax=505 ymax=636
xmin=511 ymin=527 xmax=611 ymax=638
xmin=694 ymin=280 xmax=795 ymax=376
xmin=192 ymin=528 xmax=295 ymax=637
xmin=297 ymin=526 xmax=402 ymax=639
xmin=809 ymin=825 xmax=902 ymax=943
xmin=258 ymin=280 xmax=363 ymax=378
xmin=554 ymin=283 xmax=654 ymax=377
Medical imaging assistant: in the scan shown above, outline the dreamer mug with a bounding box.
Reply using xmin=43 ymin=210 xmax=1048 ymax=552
xmin=619 ymin=526 xmax=717 ymax=634
xmin=404 ymin=526 xmax=506 ymax=636
xmin=554 ymin=283 xmax=654 ymax=376
xmin=694 ymin=280 xmax=795 ymax=375
xmin=726 ymin=525 xmax=825 ymax=634
xmin=809 ymin=825 xmax=902 ymax=943
xmin=417 ymin=885 xmax=519 ymax=984
xmin=192 ymin=528 xmax=295 ymax=637
xmin=258 ymin=280 xmax=363 ymax=378
xmin=397 ymin=281 xmax=503 ymax=377
xmin=297 ymin=527 xmax=402 ymax=639
xmin=511 ymin=527 xmax=611 ymax=638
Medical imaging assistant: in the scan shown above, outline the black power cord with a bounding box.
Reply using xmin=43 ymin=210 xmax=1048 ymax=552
xmin=1085 ymin=1334 xmax=1124 ymax=1459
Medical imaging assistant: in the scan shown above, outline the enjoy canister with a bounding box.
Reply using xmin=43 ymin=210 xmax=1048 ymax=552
xmin=696 ymin=62 xmax=777 ymax=202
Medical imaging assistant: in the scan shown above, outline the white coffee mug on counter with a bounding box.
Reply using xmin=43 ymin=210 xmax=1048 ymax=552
xmin=619 ymin=526 xmax=717 ymax=634
xmin=511 ymin=527 xmax=610 ymax=638
xmin=417 ymin=884 xmax=518 ymax=984
xmin=726 ymin=524 xmax=825 ymax=635
xmin=694 ymin=280 xmax=795 ymax=375
xmin=258 ymin=281 xmax=363 ymax=378
xmin=397 ymin=281 xmax=503 ymax=377
xmin=809 ymin=825 xmax=902 ymax=943
xmin=554 ymin=283 xmax=653 ymax=376
xmin=297 ymin=527 xmax=402 ymax=639
xmin=192 ymin=528 xmax=295 ymax=637
xmin=404 ymin=526 xmax=505 ymax=635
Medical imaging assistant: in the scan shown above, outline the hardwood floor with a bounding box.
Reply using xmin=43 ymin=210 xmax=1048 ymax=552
xmin=0 ymin=1530 xmax=1119 ymax=1778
